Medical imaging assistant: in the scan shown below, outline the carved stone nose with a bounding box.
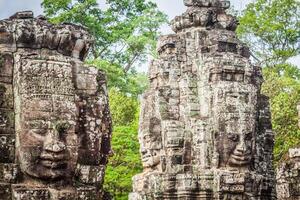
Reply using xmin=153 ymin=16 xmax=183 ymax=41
xmin=44 ymin=130 xmax=66 ymax=153
xmin=44 ymin=140 xmax=66 ymax=153
xmin=141 ymin=148 xmax=147 ymax=155
xmin=235 ymin=140 xmax=246 ymax=153
xmin=44 ymin=141 xmax=66 ymax=153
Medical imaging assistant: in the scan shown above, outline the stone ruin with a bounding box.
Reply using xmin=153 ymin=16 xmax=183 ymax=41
xmin=0 ymin=11 xmax=112 ymax=199
xmin=277 ymin=148 xmax=300 ymax=200
xmin=130 ymin=0 xmax=276 ymax=199
xmin=276 ymin=104 xmax=300 ymax=200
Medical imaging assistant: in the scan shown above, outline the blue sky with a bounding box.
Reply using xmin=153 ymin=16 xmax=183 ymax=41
xmin=0 ymin=0 xmax=298 ymax=69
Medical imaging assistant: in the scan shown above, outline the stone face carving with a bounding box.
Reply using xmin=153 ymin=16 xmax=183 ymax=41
xmin=215 ymin=114 xmax=255 ymax=169
xmin=0 ymin=11 xmax=112 ymax=199
xmin=139 ymin=92 xmax=162 ymax=171
xmin=130 ymin=1 xmax=276 ymax=199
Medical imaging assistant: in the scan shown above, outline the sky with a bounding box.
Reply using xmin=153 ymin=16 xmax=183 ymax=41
xmin=0 ymin=0 xmax=299 ymax=69
xmin=0 ymin=0 xmax=252 ymax=29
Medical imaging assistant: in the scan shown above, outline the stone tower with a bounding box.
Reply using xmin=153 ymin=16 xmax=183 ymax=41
xmin=0 ymin=12 xmax=112 ymax=199
xmin=130 ymin=0 xmax=276 ymax=199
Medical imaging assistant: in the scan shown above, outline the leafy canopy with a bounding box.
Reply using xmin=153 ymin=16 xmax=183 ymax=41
xmin=237 ymin=0 xmax=300 ymax=65
xmin=262 ymin=64 xmax=300 ymax=162
xmin=238 ymin=0 xmax=300 ymax=162
xmin=87 ymin=59 xmax=149 ymax=97
xmin=42 ymin=0 xmax=167 ymax=73
xmin=104 ymin=88 xmax=142 ymax=199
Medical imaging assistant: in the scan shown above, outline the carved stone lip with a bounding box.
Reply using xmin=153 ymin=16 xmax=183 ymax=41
xmin=229 ymin=154 xmax=252 ymax=163
xmin=40 ymin=153 xmax=68 ymax=161
xmin=141 ymin=155 xmax=153 ymax=162
xmin=39 ymin=154 xmax=69 ymax=169
xmin=40 ymin=159 xmax=68 ymax=169
xmin=142 ymin=155 xmax=151 ymax=159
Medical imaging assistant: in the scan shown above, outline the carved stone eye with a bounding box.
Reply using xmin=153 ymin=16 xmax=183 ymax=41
xmin=245 ymin=132 xmax=253 ymax=140
xmin=55 ymin=122 xmax=70 ymax=135
xmin=30 ymin=129 xmax=46 ymax=136
xmin=228 ymin=133 xmax=239 ymax=142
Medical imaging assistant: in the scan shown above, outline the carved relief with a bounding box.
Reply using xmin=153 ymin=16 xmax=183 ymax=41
xmin=0 ymin=11 xmax=112 ymax=199
xmin=215 ymin=114 xmax=255 ymax=169
xmin=131 ymin=0 xmax=275 ymax=199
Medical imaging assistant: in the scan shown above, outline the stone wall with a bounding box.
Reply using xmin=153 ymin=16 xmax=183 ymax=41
xmin=0 ymin=11 xmax=112 ymax=199
xmin=130 ymin=0 xmax=276 ymax=199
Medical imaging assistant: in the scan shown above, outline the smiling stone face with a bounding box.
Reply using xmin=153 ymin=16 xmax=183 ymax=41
xmin=0 ymin=13 xmax=113 ymax=198
xmin=14 ymin=57 xmax=79 ymax=184
xmin=17 ymin=106 xmax=78 ymax=182
xmin=140 ymin=117 xmax=162 ymax=169
xmin=138 ymin=92 xmax=162 ymax=170
xmin=215 ymin=114 xmax=255 ymax=169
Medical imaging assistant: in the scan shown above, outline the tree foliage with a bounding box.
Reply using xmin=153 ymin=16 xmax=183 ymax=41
xmin=108 ymin=88 xmax=139 ymax=126
xmin=237 ymin=0 xmax=300 ymax=65
xmin=238 ymin=0 xmax=300 ymax=162
xmin=42 ymin=0 xmax=167 ymax=72
xmin=88 ymin=59 xmax=149 ymax=97
xmin=262 ymin=64 xmax=300 ymax=162
xmin=104 ymin=89 xmax=142 ymax=199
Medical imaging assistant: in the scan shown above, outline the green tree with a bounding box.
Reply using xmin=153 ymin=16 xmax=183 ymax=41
xmin=237 ymin=0 xmax=300 ymax=162
xmin=104 ymin=88 xmax=142 ymax=199
xmin=262 ymin=64 xmax=300 ymax=162
xmin=88 ymin=59 xmax=149 ymax=97
xmin=42 ymin=0 xmax=167 ymax=73
xmin=108 ymin=88 xmax=139 ymax=126
xmin=104 ymin=125 xmax=142 ymax=200
xmin=237 ymin=0 xmax=300 ymax=65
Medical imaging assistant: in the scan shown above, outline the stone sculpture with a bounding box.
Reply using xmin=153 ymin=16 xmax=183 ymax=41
xmin=277 ymin=148 xmax=300 ymax=200
xmin=130 ymin=0 xmax=276 ymax=199
xmin=276 ymin=103 xmax=300 ymax=200
xmin=0 ymin=11 xmax=112 ymax=199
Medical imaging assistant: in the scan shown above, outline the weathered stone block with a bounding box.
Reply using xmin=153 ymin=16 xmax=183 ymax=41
xmin=9 ymin=11 xmax=33 ymax=19
xmin=289 ymin=148 xmax=300 ymax=159
xmin=0 ymin=83 xmax=13 ymax=109
xmin=12 ymin=186 xmax=50 ymax=200
xmin=0 ymin=183 xmax=11 ymax=200
xmin=0 ymin=135 xmax=15 ymax=163
xmin=184 ymin=0 xmax=230 ymax=8
xmin=76 ymin=165 xmax=105 ymax=185
xmin=49 ymin=188 xmax=77 ymax=200
xmin=0 ymin=164 xmax=18 ymax=183
xmin=77 ymin=186 xmax=100 ymax=200
xmin=0 ymin=22 xmax=15 ymax=52
xmin=0 ymin=53 xmax=13 ymax=84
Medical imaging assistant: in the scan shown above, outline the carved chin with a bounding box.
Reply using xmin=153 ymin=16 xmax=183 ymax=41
xmin=142 ymin=156 xmax=160 ymax=168
xmin=22 ymin=162 xmax=71 ymax=181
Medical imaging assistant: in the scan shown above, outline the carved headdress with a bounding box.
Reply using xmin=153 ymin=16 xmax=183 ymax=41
xmin=0 ymin=11 xmax=112 ymax=199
